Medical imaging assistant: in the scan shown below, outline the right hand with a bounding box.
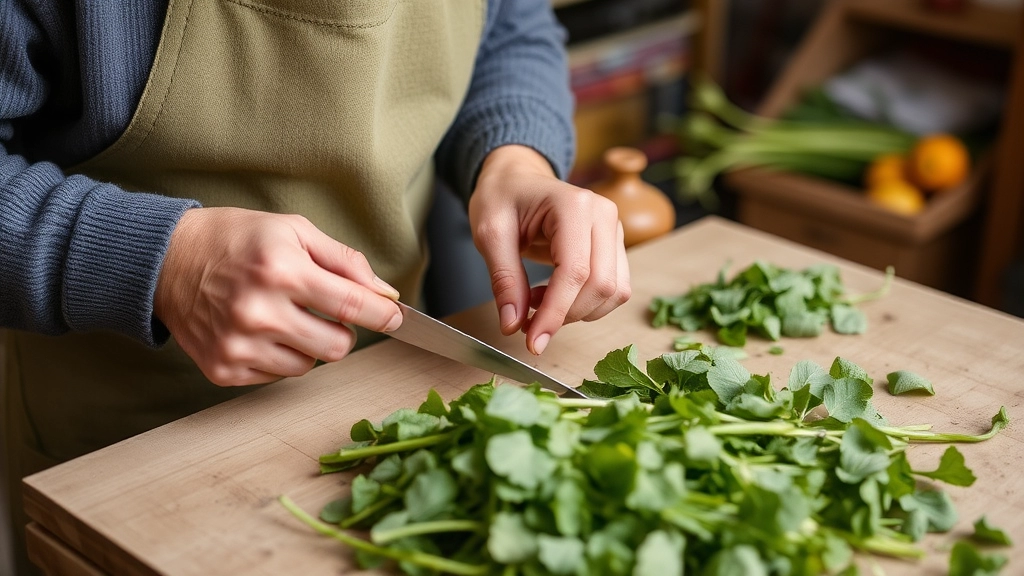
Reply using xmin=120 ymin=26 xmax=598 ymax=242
xmin=154 ymin=207 xmax=402 ymax=386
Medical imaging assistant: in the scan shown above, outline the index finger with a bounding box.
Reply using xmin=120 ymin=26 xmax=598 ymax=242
xmin=296 ymin=266 xmax=402 ymax=333
xmin=524 ymin=223 xmax=592 ymax=354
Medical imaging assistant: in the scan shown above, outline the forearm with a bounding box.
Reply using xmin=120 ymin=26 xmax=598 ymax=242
xmin=435 ymin=0 xmax=576 ymax=203
xmin=0 ymin=150 xmax=197 ymax=345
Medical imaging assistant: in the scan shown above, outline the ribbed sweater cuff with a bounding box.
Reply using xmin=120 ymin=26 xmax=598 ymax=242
xmin=456 ymin=96 xmax=576 ymax=202
xmin=63 ymin=184 xmax=199 ymax=347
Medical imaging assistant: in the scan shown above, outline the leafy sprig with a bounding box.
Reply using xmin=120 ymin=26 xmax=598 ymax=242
xmin=650 ymin=261 xmax=893 ymax=347
xmin=283 ymin=345 xmax=1009 ymax=575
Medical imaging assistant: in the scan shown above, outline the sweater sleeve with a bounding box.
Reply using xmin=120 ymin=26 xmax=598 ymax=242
xmin=434 ymin=0 xmax=577 ymax=203
xmin=0 ymin=1 xmax=195 ymax=346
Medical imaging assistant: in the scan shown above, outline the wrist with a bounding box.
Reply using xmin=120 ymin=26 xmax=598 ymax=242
xmin=478 ymin=145 xmax=557 ymax=187
xmin=154 ymin=207 xmax=204 ymax=325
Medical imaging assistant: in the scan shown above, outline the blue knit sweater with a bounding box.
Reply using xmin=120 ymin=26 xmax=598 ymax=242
xmin=0 ymin=0 xmax=575 ymax=346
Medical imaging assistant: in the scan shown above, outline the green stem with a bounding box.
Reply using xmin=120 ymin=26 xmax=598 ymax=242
xmin=339 ymin=495 xmax=399 ymax=529
xmin=320 ymin=429 xmax=461 ymax=464
xmin=841 ymin=267 xmax=895 ymax=306
xmin=279 ymin=496 xmax=487 ymax=576
xmin=372 ymin=520 xmax=484 ymax=545
xmin=708 ymin=421 xmax=837 ymax=438
xmin=556 ymin=398 xmax=613 ymax=410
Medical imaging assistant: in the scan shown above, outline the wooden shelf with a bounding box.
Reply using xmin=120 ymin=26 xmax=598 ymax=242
xmin=844 ymin=0 xmax=1020 ymax=48
xmin=566 ymin=10 xmax=701 ymax=69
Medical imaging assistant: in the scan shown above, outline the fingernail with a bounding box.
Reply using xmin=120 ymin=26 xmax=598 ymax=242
xmin=532 ymin=333 xmax=551 ymax=355
xmin=373 ymin=276 xmax=400 ymax=300
xmin=384 ymin=312 xmax=402 ymax=333
xmin=499 ymin=303 xmax=516 ymax=330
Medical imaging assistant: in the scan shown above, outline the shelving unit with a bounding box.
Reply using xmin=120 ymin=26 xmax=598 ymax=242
xmin=725 ymin=0 xmax=1021 ymax=297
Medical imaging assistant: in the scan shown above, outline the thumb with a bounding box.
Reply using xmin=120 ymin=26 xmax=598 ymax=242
xmin=473 ymin=220 xmax=531 ymax=336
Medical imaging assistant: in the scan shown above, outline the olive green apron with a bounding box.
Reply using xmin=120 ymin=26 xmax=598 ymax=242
xmin=5 ymin=0 xmax=484 ymax=571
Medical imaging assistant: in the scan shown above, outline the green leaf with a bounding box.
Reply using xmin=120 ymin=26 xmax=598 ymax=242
xmin=900 ymin=489 xmax=958 ymax=532
xmin=537 ymin=534 xmax=585 ymax=574
xmin=350 ymin=475 xmax=381 ymax=514
xmin=417 ymin=388 xmax=449 ymax=417
xmin=350 ymin=419 xmax=380 ymax=442
xmin=684 ymin=427 xmax=722 ymax=464
xmin=971 ymin=516 xmax=1013 ymax=546
xmin=547 ymin=419 xmax=582 ymax=458
xmin=553 ymin=479 xmax=587 ymax=537
xmin=367 ymin=454 xmax=403 ymax=484
xmin=831 ymin=304 xmax=868 ymax=334
xmin=634 ymin=530 xmax=686 ymax=576
xmin=485 ymin=384 xmax=542 ymax=426
xmin=485 ymin=430 xmax=555 ymax=490
xmin=788 ymin=359 xmax=831 ymax=399
xmin=781 ymin=310 xmax=826 ymax=337
xmin=717 ymin=323 xmax=748 ymax=347
xmin=914 ymin=446 xmax=976 ymax=487
xmin=949 ymin=541 xmax=1008 ymax=576
xmin=319 ymin=497 xmax=351 ymax=525
xmin=706 ymin=356 xmax=751 ymax=404
xmin=768 ymin=345 xmax=784 ymax=355
xmin=487 ymin=512 xmax=537 ymax=564
xmin=823 ymin=377 xmax=874 ymax=423
xmin=593 ymin=345 xmax=663 ymax=395
xmin=829 ymin=357 xmax=871 ymax=383
xmin=762 ymin=315 xmax=782 ymax=341
xmin=886 ymin=370 xmax=936 ymax=396
xmin=578 ymin=379 xmax=625 ymax=398
xmin=381 ymin=409 xmax=441 ymax=441
xmin=706 ymin=545 xmax=768 ymax=576
xmin=836 ymin=419 xmax=891 ymax=484
xmin=404 ymin=468 xmax=457 ymax=521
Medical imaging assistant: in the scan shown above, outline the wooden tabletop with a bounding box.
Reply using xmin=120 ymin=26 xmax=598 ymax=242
xmin=23 ymin=217 xmax=1024 ymax=575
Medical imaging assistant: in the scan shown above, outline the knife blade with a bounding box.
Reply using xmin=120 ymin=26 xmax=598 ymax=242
xmin=387 ymin=302 xmax=587 ymax=398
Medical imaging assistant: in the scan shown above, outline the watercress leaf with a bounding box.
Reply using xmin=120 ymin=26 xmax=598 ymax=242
xmin=381 ymin=409 xmax=441 ymax=441
xmin=578 ymin=379 xmax=624 ymax=399
xmin=366 ymin=454 xmax=403 ymax=485
xmin=821 ymin=531 xmax=854 ymax=572
xmin=829 ymin=357 xmax=871 ymax=383
xmin=627 ymin=469 xmax=675 ymax=511
xmin=949 ymin=541 xmax=1008 ymax=576
xmin=488 ymin=512 xmax=537 ymax=564
xmin=823 ymin=377 xmax=874 ymax=423
xmin=401 ymin=450 xmax=437 ymax=477
xmin=886 ymin=370 xmax=936 ymax=396
xmin=354 ymin=548 xmax=387 ymax=570
xmin=404 ymin=468 xmax=457 ymax=521
xmin=486 ymin=430 xmax=555 ymax=490
xmin=417 ymin=388 xmax=448 ymax=417
xmin=548 ymin=419 xmax=582 ymax=459
xmin=485 ymin=384 xmax=542 ymax=427
xmin=710 ymin=287 xmax=748 ymax=312
xmin=584 ymin=443 xmax=637 ymax=498
xmin=646 ymin=357 xmax=679 ymax=390
xmin=635 ymin=441 xmax=664 ymax=470
xmin=972 ymin=516 xmax=1013 ymax=546
xmin=831 ymin=304 xmax=868 ymax=334
xmin=762 ymin=315 xmax=782 ymax=341
xmin=717 ymin=323 xmax=748 ymax=347
xmin=450 ymin=447 xmax=484 ymax=483
xmin=684 ymin=427 xmax=722 ymax=465
xmin=903 ymin=508 xmax=929 ymax=542
xmin=349 ymin=419 xmax=380 ymax=442
xmin=319 ymin=497 xmax=351 ymax=525
xmin=914 ymin=446 xmax=976 ymax=487
xmin=836 ymin=419 xmax=891 ymax=483
xmin=886 ymin=452 xmax=916 ymax=500
xmin=706 ymin=356 xmax=751 ymax=404
xmin=553 ymin=480 xmax=587 ymax=537
xmin=706 ymin=545 xmax=769 ymax=576
xmin=350 ymin=475 xmax=381 ymax=514
xmin=774 ymin=287 xmax=809 ymax=316
xmin=593 ymin=345 xmax=662 ymax=395
xmin=711 ymin=305 xmax=751 ymax=327
xmin=788 ymin=359 xmax=831 ymax=399
xmin=537 ymin=534 xmax=585 ymax=575
xmin=634 ymin=530 xmax=686 ymax=576
xmin=781 ymin=310 xmax=826 ymax=338
xmin=768 ymin=344 xmax=784 ymax=355
xmin=677 ymin=315 xmax=704 ymax=332
xmin=900 ymin=489 xmax=958 ymax=532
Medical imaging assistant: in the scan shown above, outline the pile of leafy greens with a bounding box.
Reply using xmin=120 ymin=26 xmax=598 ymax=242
xmin=649 ymin=261 xmax=893 ymax=347
xmin=281 ymin=345 xmax=1010 ymax=576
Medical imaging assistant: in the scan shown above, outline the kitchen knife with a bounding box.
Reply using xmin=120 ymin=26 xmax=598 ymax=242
xmin=387 ymin=302 xmax=587 ymax=398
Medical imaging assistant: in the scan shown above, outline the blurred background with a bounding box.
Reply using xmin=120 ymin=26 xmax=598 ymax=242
xmin=425 ymin=0 xmax=1024 ymax=321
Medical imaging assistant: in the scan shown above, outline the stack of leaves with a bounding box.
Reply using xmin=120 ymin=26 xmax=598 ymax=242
xmin=649 ymin=261 xmax=893 ymax=347
xmin=281 ymin=345 xmax=1010 ymax=576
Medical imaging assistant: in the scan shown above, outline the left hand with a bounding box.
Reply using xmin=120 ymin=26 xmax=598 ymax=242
xmin=469 ymin=145 xmax=631 ymax=355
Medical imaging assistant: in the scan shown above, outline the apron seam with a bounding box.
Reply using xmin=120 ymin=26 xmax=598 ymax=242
xmin=132 ymin=0 xmax=199 ymax=155
xmin=222 ymin=0 xmax=403 ymax=29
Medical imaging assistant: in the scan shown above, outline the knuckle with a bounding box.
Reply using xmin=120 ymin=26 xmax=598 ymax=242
xmin=340 ymin=245 xmax=370 ymax=269
xmin=563 ymin=261 xmax=592 ymax=288
xmin=592 ymin=276 xmax=618 ymax=300
xmin=206 ymin=363 xmax=241 ymax=387
xmin=489 ymin=267 xmax=520 ymax=297
xmin=617 ymin=282 xmax=633 ymax=305
xmin=333 ymin=289 xmax=366 ymax=322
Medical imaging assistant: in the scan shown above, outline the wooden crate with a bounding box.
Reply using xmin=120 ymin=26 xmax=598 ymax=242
xmin=724 ymin=0 xmax=1010 ymax=295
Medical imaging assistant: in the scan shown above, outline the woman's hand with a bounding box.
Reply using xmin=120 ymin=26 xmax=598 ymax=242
xmin=470 ymin=145 xmax=631 ymax=355
xmin=154 ymin=207 xmax=402 ymax=386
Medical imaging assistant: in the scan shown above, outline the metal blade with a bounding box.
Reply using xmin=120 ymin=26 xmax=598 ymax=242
xmin=387 ymin=303 xmax=587 ymax=398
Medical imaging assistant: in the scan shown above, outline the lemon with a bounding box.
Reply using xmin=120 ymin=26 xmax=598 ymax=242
xmin=867 ymin=180 xmax=926 ymax=215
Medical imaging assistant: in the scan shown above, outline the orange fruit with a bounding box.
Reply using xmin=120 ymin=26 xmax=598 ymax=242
xmin=864 ymin=153 xmax=908 ymax=189
xmin=906 ymin=134 xmax=970 ymax=192
xmin=867 ymin=180 xmax=926 ymax=216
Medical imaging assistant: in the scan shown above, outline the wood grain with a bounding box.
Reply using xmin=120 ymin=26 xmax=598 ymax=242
xmin=24 ymin=217 xmax=1024 ymax=575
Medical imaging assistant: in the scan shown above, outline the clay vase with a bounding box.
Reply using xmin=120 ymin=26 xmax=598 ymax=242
xmin=591 ymin=147 xmax=676 ymax=248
